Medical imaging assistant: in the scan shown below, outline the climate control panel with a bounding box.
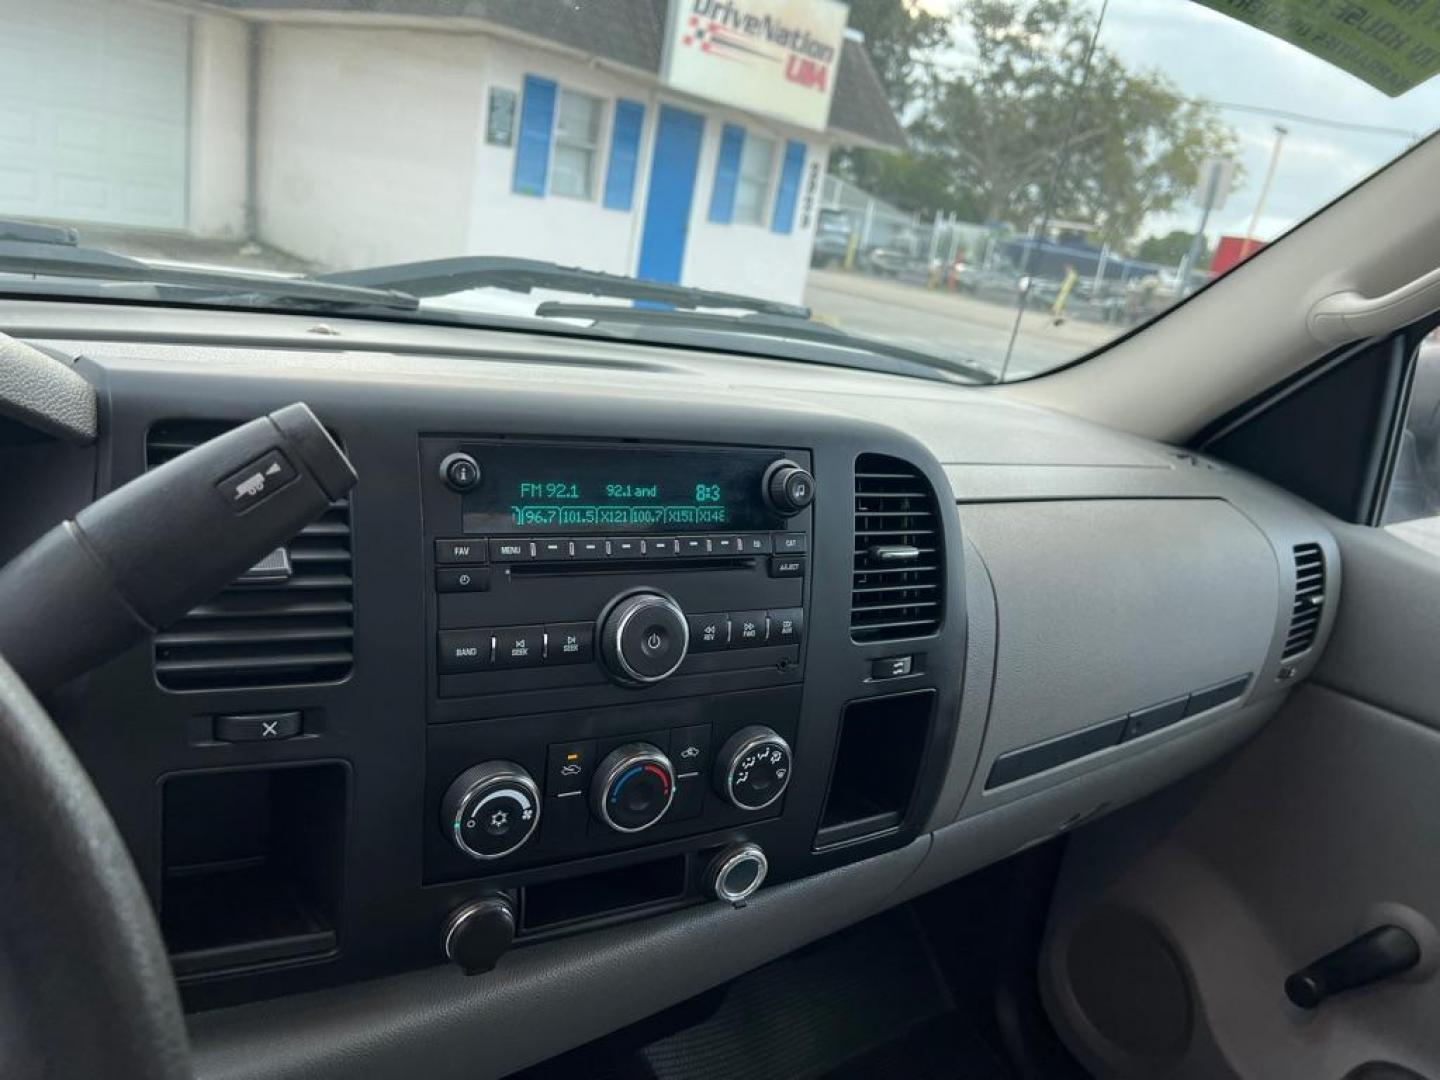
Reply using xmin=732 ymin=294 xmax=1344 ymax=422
xmin=424 ymin=687 xmax=801 ymax=881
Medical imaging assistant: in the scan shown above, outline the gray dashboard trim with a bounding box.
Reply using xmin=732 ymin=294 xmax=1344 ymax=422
xmin=189 ymin=839 xmax=929 ymax=1080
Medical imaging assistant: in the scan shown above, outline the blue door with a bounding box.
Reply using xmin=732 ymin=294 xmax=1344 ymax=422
xmin=637 ymin=106 xmax=704 ymax=284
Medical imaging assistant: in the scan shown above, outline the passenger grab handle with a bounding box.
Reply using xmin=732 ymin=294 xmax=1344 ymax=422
xmin=1308 ymin=264 xmax=1440 ymax=345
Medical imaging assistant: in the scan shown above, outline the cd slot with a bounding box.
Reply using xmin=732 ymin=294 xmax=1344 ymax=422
xmin=509 ymin=557 xmax=755 ymax=576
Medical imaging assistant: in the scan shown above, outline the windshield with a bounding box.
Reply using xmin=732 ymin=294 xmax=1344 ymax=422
xmin=1 ymin=0 xmax=1436 ymax=383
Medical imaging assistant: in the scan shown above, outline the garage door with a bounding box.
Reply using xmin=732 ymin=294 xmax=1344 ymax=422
xmin=0 ymin=0 xmax=190 ymax=229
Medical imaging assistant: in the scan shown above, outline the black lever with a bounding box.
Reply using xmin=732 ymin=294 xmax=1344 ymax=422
xmin=1284 ymin=924 xmax=1421 ymax=1009
xmin=0 ymin=403 xmax=356 ymax=694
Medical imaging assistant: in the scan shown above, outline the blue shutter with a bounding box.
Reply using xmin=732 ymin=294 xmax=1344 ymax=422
xmin=602 ymin=99 xmax=645 ymax=211
xmin=512 ymin=75 xmax=557 ymax=196
xmin=708 ymin=124 xmax=745 ymax=224
xmin=771 ymin=140 xmax=807 ymax=235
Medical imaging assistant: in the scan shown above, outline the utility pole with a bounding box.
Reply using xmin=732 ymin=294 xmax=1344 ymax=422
xmin=1241 ymin=125 xmax=1288 ymax=260
xmin=1180 ymin=162 xmax=1223 ymax=297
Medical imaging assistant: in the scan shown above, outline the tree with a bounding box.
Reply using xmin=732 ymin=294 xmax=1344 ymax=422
xmin=1136 ymin=230 xmax=1208 ymax=266
xmin=844 ymin=0 xmax=954 ymax=112
xmin=846 ymin=0 xmax=1239 ymax=248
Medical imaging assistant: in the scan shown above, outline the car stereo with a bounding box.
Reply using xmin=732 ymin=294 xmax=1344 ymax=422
xmin=419 ymin=438 xmax=815 ymax=882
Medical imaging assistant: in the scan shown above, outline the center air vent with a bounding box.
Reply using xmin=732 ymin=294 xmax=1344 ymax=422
xmin=147 ymin=421 xmax=354 ymax=691
xmin=851 ymin=454 xmax=943 ymax=642
xmin=1283 ymin=542 xmax=1325 ymax=661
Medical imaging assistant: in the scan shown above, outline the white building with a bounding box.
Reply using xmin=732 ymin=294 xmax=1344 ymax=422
xmin=0 ymin=0 xmax=905 ymax=304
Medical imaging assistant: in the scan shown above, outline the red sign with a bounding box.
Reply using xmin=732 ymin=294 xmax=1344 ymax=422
xmin=1210 ymin=234 xmax=1266 ymax=276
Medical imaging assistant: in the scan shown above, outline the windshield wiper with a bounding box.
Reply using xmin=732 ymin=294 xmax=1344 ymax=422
xmin=0 ymin=219 xmax=419 ymax=312
xmin=532 ymin=301 xmax=998 ymax=385
xmin=317 ymin=256 xmax=810 ymax=319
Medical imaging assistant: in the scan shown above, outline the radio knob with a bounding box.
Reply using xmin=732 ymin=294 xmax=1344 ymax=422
xmin=592 ymin=742 xmax=676 ymax=833
xmin=598 ymin=591 xmax=689 ymax=685
xmin=764 ymin=460 xmax=815 ymax=516
xmin=441 ymin=762 xmax=541 ymax=860
xmin=439 ymin=451 xmax=482 ymax=493
xmin=715 ymin=726 xmax=793 ymax=811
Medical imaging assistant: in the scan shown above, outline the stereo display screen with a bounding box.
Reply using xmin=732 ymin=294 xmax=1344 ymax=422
xmin=460 ymin=444 xmax=788 ymax=534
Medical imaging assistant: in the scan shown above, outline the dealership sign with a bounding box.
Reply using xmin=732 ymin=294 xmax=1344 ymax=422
xmin=662 ymin=0 xmax=849 ymax=130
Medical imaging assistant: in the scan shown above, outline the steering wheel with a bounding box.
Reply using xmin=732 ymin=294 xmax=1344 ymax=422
xmin=0 ymin=653 xmax=190 ymax=1078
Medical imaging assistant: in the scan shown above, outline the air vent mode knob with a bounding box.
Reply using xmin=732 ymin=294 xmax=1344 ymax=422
xmin=441 ymin=761 xmax=541 ymax=860
xmin=764 ymin=460 xmax=815 ymax=516
xmin=715 ymin=726 xmax=793 ymax=811
xmin=599 ymin=591 xmax=689 ymax=685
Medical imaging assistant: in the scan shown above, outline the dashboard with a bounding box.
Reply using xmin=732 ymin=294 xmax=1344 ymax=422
xmin=0 ymin=304 xmax=1341 ymax=1078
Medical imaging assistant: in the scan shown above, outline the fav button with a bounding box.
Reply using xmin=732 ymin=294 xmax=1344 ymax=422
xmin=495 ymin=625 xmax=544 ymax=667
xmin=436 ymin=538 xmax=487 ymax=564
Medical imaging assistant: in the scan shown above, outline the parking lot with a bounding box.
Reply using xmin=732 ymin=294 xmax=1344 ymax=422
xmin=803 ymin=268 xmax=1119 ymax=380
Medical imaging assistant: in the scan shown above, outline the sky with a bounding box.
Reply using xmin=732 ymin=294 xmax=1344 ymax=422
xmin=920 ymin=0 xmax=1440 ymax=246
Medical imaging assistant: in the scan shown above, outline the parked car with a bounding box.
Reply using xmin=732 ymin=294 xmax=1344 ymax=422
xmin=809 ymin=208 xmax=853 ymax=268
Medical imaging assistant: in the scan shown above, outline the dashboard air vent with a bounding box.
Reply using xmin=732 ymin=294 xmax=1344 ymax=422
xmin=851 ymin=454 xmax=943 ymax=642
xmin=1283 ymin=542 xmax=1325 ymax=661
xmin=147 ymin=421 xmax=354 ymax=690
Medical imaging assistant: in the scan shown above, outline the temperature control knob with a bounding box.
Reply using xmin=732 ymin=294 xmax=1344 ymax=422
xmin=763 ymin=460 xmax=815 ymax=516
xmin=592 ymin=742 xmax=676 ymax=833
xmin=441 ymin=762 xmax=541 ymax=860
xmin=599 ymin=591 xmax=689 ymax=685
xmin=715 ymin=726 xmax=793 ymax=811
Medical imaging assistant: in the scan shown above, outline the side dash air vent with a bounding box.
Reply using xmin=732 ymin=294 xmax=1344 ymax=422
xmin=1283 ymin=542 xmax=1325 ymax=661
xmin=147 ymin=420 xmax=354 ymax=690
xmin=851 ymin=454 xmax=943 ymax=642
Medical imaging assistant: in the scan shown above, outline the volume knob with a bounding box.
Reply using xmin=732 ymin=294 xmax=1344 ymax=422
xmin=599 ymin=591 xmax=689 ymax=685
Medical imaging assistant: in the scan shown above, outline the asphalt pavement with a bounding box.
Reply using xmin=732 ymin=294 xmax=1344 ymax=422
xmin=803 ymin=268 xmax=1119 ymax=381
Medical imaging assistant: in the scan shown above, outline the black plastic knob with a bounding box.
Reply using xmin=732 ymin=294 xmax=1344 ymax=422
xmin=1284 ymin=924 xmax=1421 ymax=1009
xmin=441 ymin=761 xmax=541 ymax=860
xmin=592 ymin=742 xmax=676 ymax=833
xmin=599 ymin=591 xmax=689 ymax=685
xmin=715 ymin=726 xmax=793 ymax=811
xmin=440 ymin=451 xmax=482 ymax=492
xmin=764 ymin=461 xmax=815 ymax=516
xmin=444 ymin=895 xmax=515 ymax=975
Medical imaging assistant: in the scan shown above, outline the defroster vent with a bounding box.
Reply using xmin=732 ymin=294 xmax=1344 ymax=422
xmin=851 ymin=454 xmax=943 ymax=642
xmin=147 ymin=421 xmax=354 ymax=690
xmin=1282 ymin=542 xmax=1325 ymax=661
